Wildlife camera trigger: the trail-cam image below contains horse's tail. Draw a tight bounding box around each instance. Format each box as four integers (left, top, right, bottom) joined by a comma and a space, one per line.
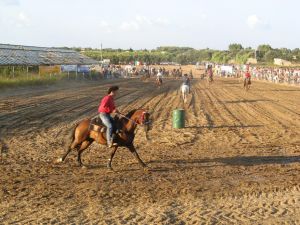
64, 123, 78, 149
56, 123, 80, 163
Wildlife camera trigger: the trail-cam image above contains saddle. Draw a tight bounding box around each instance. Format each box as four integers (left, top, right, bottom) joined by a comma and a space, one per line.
89, 115, 122, 134
89, 117, 106, 133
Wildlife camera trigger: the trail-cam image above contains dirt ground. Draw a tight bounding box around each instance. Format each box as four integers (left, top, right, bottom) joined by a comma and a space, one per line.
0, 75, 300, 224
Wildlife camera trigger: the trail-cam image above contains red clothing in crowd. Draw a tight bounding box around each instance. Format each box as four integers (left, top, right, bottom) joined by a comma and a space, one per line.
98, 95, 116, 114
245, 71, 251, 78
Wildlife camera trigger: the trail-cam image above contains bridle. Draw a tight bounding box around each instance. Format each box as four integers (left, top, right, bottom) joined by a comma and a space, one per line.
140, 111, 152, 125
119, 110, 151, 126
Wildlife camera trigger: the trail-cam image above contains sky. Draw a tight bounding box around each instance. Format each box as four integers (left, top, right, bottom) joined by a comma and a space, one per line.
0, 0, 299, 50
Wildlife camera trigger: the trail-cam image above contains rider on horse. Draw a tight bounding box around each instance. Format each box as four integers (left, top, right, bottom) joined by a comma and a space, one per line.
244, 66, 251, 88
98, 86, 120, 147
183, 74, 191, 93
189, 70, 193, 79
156, 69, 163, 84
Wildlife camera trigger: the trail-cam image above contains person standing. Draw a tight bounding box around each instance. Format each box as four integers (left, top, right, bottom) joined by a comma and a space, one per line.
244, 69, 251, 89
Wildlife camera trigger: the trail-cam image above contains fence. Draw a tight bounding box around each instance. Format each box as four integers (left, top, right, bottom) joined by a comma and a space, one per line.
0, 65, 125, 81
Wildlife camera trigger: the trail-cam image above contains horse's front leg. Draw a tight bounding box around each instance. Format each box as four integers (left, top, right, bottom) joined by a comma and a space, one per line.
107, 146, 118, 170
128, 145, 147, 168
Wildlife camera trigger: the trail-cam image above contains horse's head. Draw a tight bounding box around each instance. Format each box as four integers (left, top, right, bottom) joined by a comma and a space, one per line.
135, 109, 152, 132
125, 109, 152, 133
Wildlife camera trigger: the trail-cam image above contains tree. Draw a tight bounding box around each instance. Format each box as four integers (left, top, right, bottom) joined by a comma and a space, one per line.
228, 43, 243, 52
263, 50, 279, 62
292, 48, 300, 54
211, 51, 230, 64
255, 44, 272, 60
110, 55, 119, 64
73, 47, 81, 52
257, 44, 272, 52
235, 50, 253, 64
277, 48, 292, 61
292, 48, 300, 62
175, 54, 189, 64
198, 50, 212, 62
83, 44, 299, 65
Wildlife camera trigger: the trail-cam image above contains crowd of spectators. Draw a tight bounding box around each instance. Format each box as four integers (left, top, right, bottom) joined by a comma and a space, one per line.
215, 65, 300, 86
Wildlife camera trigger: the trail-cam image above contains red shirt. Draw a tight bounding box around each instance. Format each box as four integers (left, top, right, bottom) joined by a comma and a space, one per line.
245, 71, 251, 78
98, 95, 116, 114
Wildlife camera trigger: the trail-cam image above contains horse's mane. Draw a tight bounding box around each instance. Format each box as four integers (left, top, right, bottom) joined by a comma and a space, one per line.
125, 109, 138, 118
118, 109, 138, 126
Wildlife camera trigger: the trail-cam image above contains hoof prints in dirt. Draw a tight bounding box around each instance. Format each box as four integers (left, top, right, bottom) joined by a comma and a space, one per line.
0, 78, 300, 223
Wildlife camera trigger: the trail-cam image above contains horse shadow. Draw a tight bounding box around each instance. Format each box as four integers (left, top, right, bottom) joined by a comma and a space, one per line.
148, 155, 300, 172
222, 99, 272, 104
73, 155, 299, 173
269, 89, 300, 92
185, 124, 263, 129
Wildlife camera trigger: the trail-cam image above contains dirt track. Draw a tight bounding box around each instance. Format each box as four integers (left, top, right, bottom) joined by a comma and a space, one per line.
0, 78, 300, 224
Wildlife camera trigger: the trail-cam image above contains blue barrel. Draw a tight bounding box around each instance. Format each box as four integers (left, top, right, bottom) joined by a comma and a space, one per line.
173, 109, 185, 129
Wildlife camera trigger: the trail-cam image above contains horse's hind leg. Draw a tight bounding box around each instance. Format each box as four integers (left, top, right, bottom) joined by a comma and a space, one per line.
77, 140, 93, 167
128, 145, 146, 168
107, 146, 118, 170
61, 147, 72, 162
57, 139, 79, 163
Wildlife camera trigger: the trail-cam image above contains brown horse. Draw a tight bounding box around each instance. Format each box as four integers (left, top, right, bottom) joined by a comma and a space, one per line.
57, 109, 151, 170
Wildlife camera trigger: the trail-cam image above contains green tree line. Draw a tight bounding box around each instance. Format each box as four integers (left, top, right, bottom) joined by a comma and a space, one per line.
77, 44, 300, 65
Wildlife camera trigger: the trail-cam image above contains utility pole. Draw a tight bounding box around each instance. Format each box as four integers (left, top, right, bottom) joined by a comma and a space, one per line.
100, 43, 103, 62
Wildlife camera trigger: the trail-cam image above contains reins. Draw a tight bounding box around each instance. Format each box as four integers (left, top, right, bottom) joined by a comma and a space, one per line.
90, 110, 151, 126
118, 113, 139, 125
118, 110, 151, 126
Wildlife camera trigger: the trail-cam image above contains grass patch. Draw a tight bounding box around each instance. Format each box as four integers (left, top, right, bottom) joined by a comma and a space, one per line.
0, 76, 62, 89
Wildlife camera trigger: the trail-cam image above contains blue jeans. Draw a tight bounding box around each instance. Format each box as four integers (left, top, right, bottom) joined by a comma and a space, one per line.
99, 113, 114, 145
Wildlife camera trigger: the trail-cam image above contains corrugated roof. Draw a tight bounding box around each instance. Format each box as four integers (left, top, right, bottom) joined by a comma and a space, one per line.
0, 44, 98, 66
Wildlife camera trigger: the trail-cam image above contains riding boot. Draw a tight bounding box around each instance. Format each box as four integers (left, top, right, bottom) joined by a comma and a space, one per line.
111, 133, 116, 142
110, 134, 118, 147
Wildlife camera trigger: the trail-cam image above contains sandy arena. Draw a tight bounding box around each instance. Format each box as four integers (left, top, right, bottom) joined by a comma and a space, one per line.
0, 75, 299, 224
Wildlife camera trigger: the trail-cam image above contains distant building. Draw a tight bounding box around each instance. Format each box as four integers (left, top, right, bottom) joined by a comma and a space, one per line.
0, 44, 98, 76
0, 44, 98, 66
274, 58, 292, 66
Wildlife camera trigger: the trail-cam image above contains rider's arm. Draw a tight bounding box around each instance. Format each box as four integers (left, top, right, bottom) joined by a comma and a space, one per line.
113, 108, 120, 114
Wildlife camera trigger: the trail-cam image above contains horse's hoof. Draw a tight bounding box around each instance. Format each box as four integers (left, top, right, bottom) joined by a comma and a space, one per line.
107, 165, 114, 171
55, 158, 63, 164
